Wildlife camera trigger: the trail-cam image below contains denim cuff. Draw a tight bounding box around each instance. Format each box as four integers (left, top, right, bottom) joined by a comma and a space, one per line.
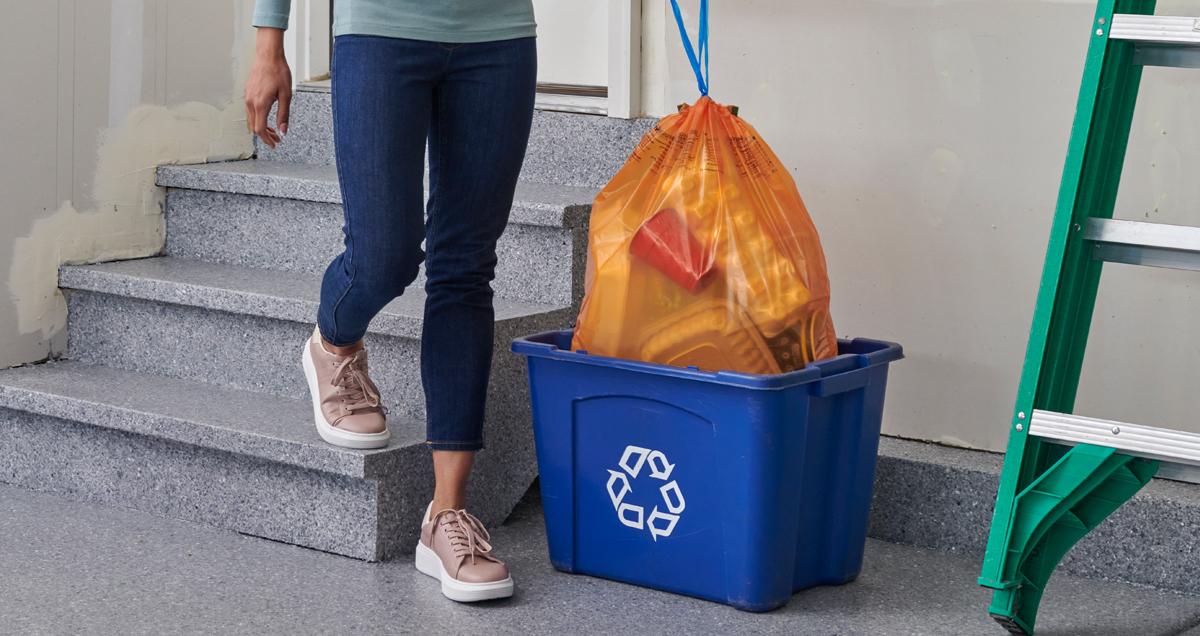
426, 439, 484, 452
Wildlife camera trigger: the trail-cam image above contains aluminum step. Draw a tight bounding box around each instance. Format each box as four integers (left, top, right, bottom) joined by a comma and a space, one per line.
1028, 409, 1200, 468
1110, 14, 1200, 68
1083, 217, 1200, 272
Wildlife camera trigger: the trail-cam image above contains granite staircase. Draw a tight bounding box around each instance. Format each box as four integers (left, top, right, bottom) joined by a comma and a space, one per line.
0, 83, 653, 560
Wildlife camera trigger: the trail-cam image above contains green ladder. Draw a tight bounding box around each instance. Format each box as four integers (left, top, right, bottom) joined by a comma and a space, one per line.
979, 2, 1200, 634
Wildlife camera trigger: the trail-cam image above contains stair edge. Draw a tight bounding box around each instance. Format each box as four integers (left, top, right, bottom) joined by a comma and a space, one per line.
58, 257, 569, 342
0, 361, 424, 479
156, 162, 593, 229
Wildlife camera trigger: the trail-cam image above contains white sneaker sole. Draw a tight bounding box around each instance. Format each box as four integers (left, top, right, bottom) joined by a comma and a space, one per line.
415, 541, 514, 602
301, 337, 391, 450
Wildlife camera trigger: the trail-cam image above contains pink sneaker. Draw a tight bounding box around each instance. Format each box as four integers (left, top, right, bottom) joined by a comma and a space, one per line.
415, 504, 514, 602
300, 327, 390, 449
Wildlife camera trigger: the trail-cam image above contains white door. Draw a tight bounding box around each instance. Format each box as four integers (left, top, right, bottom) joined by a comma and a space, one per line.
534, 1, 607, 87
300, 0, 640, 117
533, 0, 641, 118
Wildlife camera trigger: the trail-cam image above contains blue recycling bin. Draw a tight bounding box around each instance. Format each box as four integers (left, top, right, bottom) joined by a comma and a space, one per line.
511, 330, 903, 612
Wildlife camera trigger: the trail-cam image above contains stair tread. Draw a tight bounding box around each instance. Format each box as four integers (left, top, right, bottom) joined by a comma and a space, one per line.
156, 160, 595, 228
60, 257, 567, 340
0, 360, 421, 478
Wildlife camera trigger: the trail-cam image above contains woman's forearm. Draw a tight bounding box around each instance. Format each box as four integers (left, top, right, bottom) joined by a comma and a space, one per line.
255, 26, 286, 61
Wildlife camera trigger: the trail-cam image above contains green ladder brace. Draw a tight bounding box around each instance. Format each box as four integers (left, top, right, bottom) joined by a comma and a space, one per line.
985, 446, 1157, 634
978, 1, 1168, 633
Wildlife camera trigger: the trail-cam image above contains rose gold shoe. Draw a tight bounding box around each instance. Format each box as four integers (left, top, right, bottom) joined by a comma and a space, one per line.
415, 503, 514, 602
300, 327, 390, 449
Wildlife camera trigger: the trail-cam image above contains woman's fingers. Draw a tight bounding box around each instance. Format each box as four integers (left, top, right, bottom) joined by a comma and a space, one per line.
253, 96, 280, 148
277, 88, 292, 136
243, 51, 290, 148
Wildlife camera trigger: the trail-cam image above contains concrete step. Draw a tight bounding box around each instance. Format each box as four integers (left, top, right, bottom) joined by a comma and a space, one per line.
157, 160, 590, 308
60, 257, 571, 424
0, 359, 423, 474
871, 437, 1200, 596
0, 359, 431, 560
254, 85, 656, 188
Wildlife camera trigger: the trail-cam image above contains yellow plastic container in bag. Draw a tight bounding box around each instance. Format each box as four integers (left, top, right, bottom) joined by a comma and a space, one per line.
571, 96, 837, 374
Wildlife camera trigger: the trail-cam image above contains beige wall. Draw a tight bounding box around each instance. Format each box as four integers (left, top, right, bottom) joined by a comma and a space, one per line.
642, 1, 1200, 452
0, 0, 256, 368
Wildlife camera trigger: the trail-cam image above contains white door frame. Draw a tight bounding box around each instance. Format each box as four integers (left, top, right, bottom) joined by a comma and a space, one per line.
606, 0, 642, 118
286, 0, 332, 83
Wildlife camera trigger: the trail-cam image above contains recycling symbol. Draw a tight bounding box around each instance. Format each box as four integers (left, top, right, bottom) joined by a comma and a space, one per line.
606, 445, 686, 541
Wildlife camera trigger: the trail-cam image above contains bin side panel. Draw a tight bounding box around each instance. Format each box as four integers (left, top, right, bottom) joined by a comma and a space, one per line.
572, 394, 728, 602
793, 365, 890, 590
526, 357, 581, 573
718, 389, 811, 612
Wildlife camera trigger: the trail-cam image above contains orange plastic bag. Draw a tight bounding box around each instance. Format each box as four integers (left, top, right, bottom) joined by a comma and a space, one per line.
571, 96, 837, 374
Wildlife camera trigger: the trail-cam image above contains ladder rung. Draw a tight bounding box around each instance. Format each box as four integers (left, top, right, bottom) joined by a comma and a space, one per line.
1110, 14, 1200, 46
1111, 14, 1200, 68
1084, 218, 1200, 271
1028, 409, 1200, 467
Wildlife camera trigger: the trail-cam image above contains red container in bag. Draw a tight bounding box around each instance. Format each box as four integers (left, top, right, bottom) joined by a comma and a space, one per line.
630, 208, 715, 293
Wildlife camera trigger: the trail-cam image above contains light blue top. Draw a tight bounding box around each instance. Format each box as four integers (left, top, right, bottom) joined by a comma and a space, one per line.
252, 0, 536, 44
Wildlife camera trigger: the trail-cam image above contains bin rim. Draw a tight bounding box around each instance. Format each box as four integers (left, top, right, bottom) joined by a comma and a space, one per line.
511, 330, 902, 390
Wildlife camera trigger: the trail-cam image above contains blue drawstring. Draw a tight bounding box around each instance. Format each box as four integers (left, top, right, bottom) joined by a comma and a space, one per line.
669, 0, 709, 96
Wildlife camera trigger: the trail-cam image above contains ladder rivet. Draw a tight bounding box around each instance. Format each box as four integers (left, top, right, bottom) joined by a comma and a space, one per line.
1096, 28, 1104, 36
1073, 223, 1081, 231
1016, 423, 1024, 431
1112, 426, 1121, 435
1018, 411, 1026, 420
1098, 17, 1106, 25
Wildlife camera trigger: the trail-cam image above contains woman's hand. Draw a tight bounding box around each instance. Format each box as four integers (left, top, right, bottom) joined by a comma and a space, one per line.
245, 27, 292, 149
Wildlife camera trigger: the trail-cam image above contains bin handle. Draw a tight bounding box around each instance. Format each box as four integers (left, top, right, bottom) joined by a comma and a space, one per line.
810, 364, 872, 397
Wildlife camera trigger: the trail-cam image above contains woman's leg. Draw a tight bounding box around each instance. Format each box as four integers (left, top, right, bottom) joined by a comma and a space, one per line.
305, 36, 441, 450
430, 450, 474, 512
319, 35, 436, 347
422, 37, 538, 508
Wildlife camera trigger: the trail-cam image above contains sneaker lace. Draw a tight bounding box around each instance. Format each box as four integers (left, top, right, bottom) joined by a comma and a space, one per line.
436, 509, 495, 565
331, 351, 383, 413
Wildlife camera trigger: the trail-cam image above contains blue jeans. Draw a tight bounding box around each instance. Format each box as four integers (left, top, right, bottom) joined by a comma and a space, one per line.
319, 35, 537, 451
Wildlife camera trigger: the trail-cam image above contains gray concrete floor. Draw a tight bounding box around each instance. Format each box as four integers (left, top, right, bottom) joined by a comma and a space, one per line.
2, 484, 1198, 636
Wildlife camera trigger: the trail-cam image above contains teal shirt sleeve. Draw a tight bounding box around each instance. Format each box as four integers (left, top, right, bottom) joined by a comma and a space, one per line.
252, 0, 291, 30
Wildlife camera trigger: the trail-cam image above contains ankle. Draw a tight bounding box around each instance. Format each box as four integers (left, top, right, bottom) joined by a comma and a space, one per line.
321, 336, 363, 357
429, 497, 466, 518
